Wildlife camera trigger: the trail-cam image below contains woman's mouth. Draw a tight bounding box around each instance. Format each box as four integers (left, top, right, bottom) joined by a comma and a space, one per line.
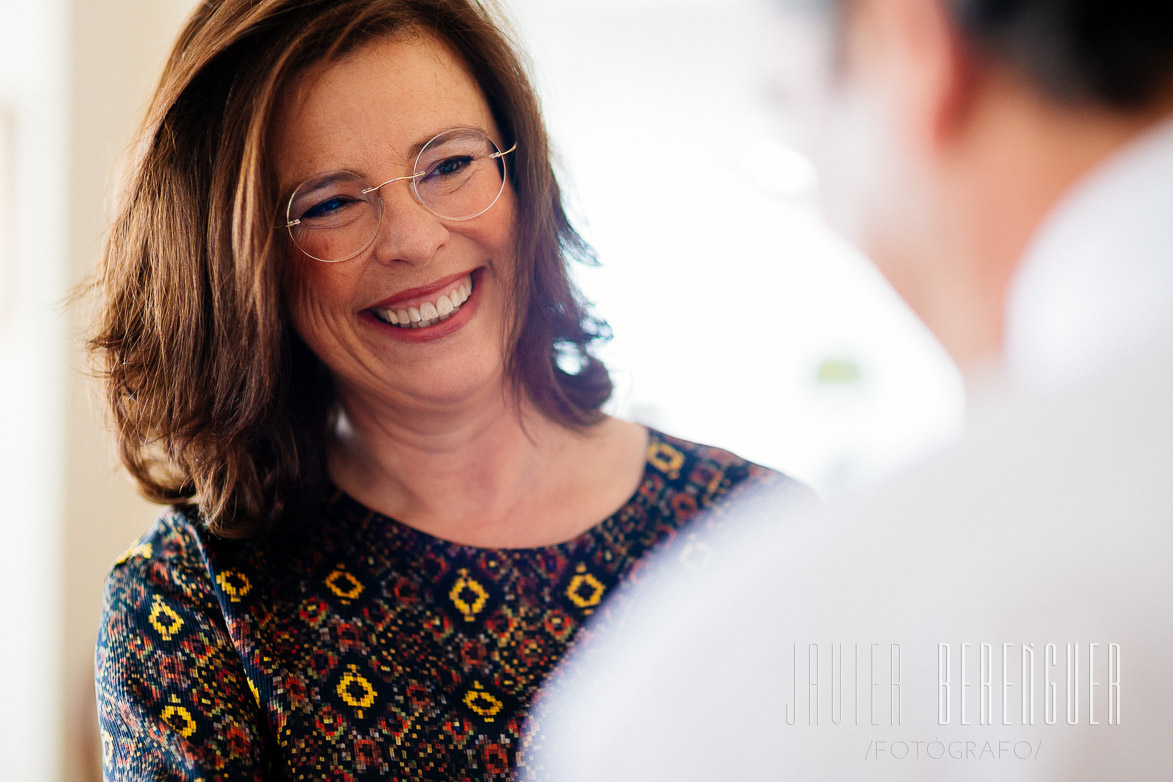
370, 274, 473, 329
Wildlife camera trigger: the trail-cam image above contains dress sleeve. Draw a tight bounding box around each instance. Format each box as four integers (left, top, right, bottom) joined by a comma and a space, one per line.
95, 522, 274, 781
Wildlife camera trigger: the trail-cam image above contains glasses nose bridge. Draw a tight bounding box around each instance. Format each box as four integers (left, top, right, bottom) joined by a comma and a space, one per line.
363, 170, 425, 199
365, 171, 432, 241
364, 170, 430, 227
362, 170, 447, 265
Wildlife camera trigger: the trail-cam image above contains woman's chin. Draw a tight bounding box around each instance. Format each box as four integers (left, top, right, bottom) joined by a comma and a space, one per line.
362, 360, 509, 414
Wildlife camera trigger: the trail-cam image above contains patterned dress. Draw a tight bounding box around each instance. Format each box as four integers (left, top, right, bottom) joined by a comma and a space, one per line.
95, 430, 794, 780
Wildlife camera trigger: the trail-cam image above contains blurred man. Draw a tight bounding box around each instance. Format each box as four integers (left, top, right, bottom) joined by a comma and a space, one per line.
782, 0, 1173, 386
527, 1, 1173, 779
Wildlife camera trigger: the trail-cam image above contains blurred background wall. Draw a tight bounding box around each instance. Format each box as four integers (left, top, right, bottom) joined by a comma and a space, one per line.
0, 0, 961, 778
1, 1, 195, 780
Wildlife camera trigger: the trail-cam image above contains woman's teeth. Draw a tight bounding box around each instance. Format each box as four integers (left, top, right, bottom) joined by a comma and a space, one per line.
374, 276, 473, 329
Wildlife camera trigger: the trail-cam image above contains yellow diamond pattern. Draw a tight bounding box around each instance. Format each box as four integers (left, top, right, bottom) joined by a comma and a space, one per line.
463, 682, 504, 722
648, 441, 685, 479
161, 697, 197, 738
449, 569, 489, 622
565, 563, 605, 614
325, 568, 364, 603
216, 569, 253, 603
337, 664, 377, 719
148, 596, 183, 641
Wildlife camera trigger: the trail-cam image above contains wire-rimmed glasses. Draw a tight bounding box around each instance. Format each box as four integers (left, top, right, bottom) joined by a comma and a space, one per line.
283, 127, 517, 262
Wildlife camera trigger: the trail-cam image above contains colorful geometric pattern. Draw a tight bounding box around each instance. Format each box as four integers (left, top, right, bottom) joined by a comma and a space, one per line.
95, 431, 793, 779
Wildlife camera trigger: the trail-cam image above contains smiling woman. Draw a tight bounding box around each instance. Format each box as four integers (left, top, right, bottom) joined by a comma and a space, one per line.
276, 33, 529, 426
88, 0, 802, 778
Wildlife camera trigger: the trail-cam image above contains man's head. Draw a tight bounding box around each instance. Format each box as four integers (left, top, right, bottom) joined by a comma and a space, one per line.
769, 0, 1173, 365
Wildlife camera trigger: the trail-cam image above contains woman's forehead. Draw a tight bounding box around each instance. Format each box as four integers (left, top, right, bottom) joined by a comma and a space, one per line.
272, 30, 498, 188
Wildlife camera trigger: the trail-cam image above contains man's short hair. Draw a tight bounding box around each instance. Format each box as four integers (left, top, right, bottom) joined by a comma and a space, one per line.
946, 0, 1173, 108
807, 0, 1173, 109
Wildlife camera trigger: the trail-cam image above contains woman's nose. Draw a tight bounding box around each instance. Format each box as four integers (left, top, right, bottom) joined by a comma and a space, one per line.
368, 181, 447, 267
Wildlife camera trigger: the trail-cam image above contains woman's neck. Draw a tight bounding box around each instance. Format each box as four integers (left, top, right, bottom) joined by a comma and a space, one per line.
325, 382, 634, 548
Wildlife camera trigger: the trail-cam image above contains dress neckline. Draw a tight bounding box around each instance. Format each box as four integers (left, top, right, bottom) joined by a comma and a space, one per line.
323, 428, 670, 556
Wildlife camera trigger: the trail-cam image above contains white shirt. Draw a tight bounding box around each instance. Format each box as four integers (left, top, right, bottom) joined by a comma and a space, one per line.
526, 114, 1173, 781
1006, 114, 1173, 391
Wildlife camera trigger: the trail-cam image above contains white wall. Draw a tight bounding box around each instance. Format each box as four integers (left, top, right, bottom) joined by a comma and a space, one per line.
0, 1, 196, 779
0, 2, 70, 778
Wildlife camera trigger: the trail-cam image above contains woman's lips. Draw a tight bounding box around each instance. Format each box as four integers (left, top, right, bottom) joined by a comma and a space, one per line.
368, 272, 474, 329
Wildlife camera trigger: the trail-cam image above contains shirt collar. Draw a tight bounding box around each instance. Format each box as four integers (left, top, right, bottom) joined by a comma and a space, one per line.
1005, 112, 1173, 392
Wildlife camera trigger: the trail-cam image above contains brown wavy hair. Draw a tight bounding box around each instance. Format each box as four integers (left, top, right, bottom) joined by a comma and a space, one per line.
88, 0, 612, 538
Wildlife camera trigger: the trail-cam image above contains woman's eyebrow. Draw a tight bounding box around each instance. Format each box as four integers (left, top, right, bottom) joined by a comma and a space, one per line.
406, 125, 491, 160
281, 169, 358, 201
282, 124, 493, 193
301, 171, 360, 189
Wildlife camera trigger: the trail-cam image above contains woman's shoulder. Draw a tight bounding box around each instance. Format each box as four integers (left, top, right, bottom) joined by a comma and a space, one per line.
96, 506, 276, 775
644, 428, 807, 501
100, 505, 218, 614
107, 504, 206, 569
634, 428, 819, 545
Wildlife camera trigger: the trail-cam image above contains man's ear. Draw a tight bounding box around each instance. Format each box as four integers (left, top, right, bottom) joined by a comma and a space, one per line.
850, 0, 981, 151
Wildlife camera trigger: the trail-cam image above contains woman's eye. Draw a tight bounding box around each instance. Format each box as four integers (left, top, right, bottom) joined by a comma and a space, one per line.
302, 196, 354, 220
429, 155, 473, 178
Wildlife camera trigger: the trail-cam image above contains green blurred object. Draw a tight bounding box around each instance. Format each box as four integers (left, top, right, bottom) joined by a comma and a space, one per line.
815, 358, 862, 385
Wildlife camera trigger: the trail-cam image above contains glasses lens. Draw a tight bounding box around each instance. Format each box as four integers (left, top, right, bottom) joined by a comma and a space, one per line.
287, 171, 380, 262
414, 129, 507, 221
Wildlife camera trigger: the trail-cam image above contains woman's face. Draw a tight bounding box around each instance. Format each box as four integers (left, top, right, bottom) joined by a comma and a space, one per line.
273, 31, 519, 415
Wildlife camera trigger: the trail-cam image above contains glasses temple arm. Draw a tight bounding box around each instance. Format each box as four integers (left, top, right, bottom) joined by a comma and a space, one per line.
489, 141, 518, 160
